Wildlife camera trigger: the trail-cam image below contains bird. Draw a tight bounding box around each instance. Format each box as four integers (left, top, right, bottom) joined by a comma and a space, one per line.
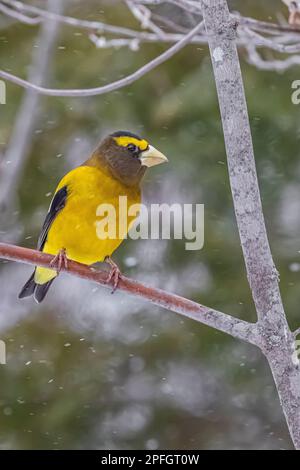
19, 130, 168, 303
282, 0, 300, 25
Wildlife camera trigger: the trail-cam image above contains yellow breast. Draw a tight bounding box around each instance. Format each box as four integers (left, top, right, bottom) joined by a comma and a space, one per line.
35, 165, 140, 284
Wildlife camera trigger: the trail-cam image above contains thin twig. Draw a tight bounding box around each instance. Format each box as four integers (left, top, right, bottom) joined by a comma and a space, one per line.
2, 0, 300, 71
88, 30, 208, 49
4, 0, 300, 37
0, 2, 40, 24
293, 327, 300, 339
0, 21, 203, 97
151, 12, 190, 33
126, 0, 166, 38
245, 43, 300, 71
1, 0, 165, 38
242, 27, 300, 53
237, 14, 300, 34
0, 0, 205, 42
131, 0, 202, 13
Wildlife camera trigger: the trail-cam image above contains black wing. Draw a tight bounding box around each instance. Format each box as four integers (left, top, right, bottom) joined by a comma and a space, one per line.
37, 185, 68, 251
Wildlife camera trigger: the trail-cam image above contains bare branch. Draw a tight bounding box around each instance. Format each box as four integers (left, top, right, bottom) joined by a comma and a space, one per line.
245, 43, 300, 71
0, 242, 259, 346
1, 0, 163, 38
238, 24, 300, 71
293, 327, 300, 339
242, 27, 300, 53
151, 12, 190, 33
0, 1, 40, 24
4, 0, 299, 37
238, 14, 300, 34
88, 30, 209, 50
0, 0, 204, 42
202, 0, 300, 450
131, 0, 202, 14
126, 0, 166, 38
0, 21, 203, 97
2, 0, 300, 71
0, 0, 63, 237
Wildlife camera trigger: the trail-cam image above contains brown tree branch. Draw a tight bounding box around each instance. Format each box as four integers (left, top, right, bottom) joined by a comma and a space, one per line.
0, 242, 259, 346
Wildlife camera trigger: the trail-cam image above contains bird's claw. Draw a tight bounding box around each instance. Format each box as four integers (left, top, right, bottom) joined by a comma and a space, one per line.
50, 248, 68, 273
105, 257, 122, 293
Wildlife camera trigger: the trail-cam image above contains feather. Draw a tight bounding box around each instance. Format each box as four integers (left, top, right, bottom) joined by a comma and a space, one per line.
18, 272, 36, 299
38, 185, 68, 250
34, 280, 55, 303
18, 186, 68, 302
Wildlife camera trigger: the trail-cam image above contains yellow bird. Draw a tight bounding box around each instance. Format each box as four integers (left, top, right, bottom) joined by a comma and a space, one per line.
19, 131, 168, 303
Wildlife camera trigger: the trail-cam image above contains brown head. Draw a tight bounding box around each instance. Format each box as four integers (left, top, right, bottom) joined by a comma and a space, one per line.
85, 131, 168, 187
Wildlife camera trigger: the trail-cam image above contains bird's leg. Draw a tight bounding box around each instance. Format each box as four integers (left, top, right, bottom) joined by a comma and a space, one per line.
104, 256, 122, 293
50, 248, 68, 273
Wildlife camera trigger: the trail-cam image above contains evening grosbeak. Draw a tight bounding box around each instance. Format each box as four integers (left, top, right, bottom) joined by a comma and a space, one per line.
282, 0, 300, 26
19, 131, 168, 303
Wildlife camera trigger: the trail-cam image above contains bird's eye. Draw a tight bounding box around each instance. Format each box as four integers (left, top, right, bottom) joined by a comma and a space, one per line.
127, 143, 138, 154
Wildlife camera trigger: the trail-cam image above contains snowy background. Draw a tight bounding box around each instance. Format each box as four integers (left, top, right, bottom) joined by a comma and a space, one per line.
0, 0, 299, 449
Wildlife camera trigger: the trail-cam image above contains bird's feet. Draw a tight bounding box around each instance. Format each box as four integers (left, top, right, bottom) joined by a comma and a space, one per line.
105, 256, 122, 293
50, 248, 68, 273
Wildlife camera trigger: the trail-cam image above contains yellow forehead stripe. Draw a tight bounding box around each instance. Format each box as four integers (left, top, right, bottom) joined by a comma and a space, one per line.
113, 136, 148, 151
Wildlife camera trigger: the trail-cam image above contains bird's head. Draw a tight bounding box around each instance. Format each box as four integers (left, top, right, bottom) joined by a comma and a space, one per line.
89, 131, 168, 186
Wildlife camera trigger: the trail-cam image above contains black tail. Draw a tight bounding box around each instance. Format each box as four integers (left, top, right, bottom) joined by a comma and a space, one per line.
18, 272, 36, 299
18, 271, 54, 303
34, 280, 54, 303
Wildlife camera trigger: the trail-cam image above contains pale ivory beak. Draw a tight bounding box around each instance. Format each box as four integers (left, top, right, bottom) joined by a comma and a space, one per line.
140, 145, 168, 168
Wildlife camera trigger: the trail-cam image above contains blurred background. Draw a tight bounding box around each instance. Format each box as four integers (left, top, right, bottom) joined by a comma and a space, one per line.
0, 0, 299, 450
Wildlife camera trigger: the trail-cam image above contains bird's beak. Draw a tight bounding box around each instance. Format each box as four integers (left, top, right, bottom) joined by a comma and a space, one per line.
140, 145, 168, 168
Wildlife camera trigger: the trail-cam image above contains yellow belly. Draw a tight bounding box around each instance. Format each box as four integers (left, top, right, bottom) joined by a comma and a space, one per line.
35, 165, 140, 284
